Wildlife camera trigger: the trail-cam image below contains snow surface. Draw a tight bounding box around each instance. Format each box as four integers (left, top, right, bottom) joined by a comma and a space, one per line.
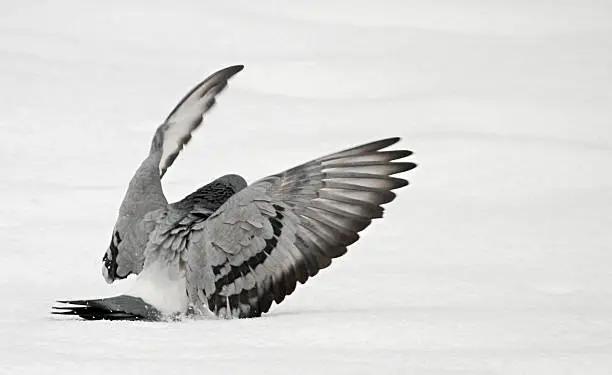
1, 0, 612, 374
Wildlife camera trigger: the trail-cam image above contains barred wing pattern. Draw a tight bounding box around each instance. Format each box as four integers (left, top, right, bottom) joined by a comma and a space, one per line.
185, 138, 415, 318
144, 177, 247, 270
155, 65, 243, 178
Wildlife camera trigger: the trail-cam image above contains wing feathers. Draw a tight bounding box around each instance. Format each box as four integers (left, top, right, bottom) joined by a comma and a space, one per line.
155, 65, 243, 178
295, 231, 333, 270
316, 137, 401, 161
319, 187, 395, 206
311, 198, 383, 219
321, 150, 412, 165
324, 173, 409, 189
165, 65, 244, 123
323, 162, 416, 176
302, 206, 371, 232
186, 138, 415, 318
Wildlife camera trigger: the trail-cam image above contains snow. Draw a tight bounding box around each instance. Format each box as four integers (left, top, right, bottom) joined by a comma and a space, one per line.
1, 0, 611, 373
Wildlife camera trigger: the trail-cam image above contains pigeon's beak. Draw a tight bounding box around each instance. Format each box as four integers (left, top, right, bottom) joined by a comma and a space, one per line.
102, 262, 115, 284
102, 250, 116, 284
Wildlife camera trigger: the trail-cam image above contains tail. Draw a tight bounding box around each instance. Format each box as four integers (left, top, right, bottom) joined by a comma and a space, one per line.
52, 295, 163, 321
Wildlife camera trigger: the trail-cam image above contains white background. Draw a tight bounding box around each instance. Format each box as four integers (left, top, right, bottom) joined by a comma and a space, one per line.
1, 1, 611, 374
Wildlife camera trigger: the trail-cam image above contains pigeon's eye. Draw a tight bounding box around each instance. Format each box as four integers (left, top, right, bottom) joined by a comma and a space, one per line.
113, 231, 122, 245
103, 253, 113, 268
103, 231, 121, 272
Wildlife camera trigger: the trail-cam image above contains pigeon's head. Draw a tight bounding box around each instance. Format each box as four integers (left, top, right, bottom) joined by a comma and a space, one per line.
102, 229, 127, 284
102, 181, 160, 284
102, 219, 144, 285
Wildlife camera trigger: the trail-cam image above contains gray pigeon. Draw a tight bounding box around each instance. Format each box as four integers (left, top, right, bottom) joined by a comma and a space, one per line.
53, 65, 417, 320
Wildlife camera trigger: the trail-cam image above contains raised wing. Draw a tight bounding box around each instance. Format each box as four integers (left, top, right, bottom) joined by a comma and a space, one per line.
152, 65, 243, 178
101, 66, 243, 284
185, 138, 416, 318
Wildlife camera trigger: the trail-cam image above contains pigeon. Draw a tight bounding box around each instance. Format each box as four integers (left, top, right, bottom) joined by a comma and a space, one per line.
53, 65, 417, 321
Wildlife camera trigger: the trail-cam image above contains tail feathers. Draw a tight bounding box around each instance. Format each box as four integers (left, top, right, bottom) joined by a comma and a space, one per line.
52, 295, 163, 321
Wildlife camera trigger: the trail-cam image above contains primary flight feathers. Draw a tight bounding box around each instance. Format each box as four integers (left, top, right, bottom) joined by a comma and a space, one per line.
157, 65, 244, 178
53, 65, 416, 320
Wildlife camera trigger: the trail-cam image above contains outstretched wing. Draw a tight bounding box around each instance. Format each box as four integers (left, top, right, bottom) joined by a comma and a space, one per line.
185, 138, 416, 318
152, 65, 244, 178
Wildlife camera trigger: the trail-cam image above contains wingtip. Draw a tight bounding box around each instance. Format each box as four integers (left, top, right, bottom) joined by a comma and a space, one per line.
374, 137, 403, 151
220, 64, 244, 77
389, 176, 410, 189
381, 137, 401, 147
397, 162, 417, 173
393, 149, 413, 159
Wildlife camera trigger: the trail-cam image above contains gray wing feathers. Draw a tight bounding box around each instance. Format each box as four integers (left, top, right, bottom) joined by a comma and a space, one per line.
185, 196, 301, 318
144, 208, 211, 266
154, 65, 243, 178
142, 176, 247, 267
185, 137, 416, 318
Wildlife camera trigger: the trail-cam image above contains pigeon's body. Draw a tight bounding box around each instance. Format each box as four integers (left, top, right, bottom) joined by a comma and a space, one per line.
53, 65, 417, 320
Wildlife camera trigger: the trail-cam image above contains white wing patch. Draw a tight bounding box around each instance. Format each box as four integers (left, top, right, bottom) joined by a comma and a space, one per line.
157, 65, 244, 177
